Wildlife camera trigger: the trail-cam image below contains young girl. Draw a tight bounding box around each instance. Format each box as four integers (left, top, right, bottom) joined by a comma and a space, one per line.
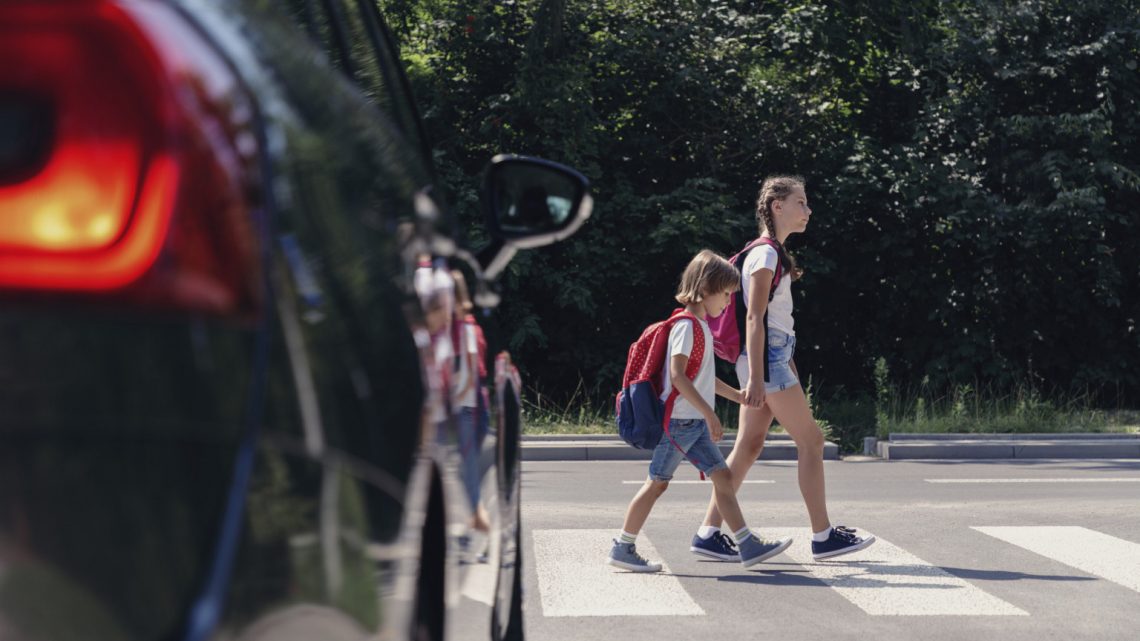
608, 250, 792, 572
689, 176, 876, 562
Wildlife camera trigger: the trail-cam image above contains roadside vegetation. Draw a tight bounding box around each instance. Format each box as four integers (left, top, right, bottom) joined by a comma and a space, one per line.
522, 367, 1140, 454
388, 0, 1140, 439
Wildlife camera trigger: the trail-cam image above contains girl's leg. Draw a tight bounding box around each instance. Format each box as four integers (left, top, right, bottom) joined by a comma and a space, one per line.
620, 479, 670, 535
766, 385, 831, 533
701, 403, 774, 528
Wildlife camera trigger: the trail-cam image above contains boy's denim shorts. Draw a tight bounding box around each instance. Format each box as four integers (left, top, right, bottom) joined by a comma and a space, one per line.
735, 328, 799, 394
648, 419, 728, 482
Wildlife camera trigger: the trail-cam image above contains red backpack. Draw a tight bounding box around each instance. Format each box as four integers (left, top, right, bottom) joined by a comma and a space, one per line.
615, 309, 705, 451
707, 237, 785, 374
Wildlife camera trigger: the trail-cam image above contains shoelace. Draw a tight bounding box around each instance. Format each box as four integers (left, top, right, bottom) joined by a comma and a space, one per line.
833, 527, 861, 543
628, 544, 652, 564
713, 532, 738, 553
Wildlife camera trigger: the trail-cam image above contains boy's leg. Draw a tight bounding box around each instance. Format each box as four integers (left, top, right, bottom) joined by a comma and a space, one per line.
609, 431, 685, 572
695, 441, 791, 568
620, 478, 670, 535
701, 403, 774, 529
707, 468, 746, 533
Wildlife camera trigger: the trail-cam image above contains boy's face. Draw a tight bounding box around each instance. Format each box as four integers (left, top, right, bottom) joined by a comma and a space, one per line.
705, 289, 733, 318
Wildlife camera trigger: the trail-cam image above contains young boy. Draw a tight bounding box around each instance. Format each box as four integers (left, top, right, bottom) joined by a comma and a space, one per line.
608, 250, 793, 572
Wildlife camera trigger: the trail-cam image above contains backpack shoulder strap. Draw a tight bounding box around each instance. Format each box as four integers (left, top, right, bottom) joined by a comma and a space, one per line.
667, 310, 704, 380
755, 236, 786, 300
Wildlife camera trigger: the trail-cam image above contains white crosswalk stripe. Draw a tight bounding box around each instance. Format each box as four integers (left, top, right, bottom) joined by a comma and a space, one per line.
532, 526, 1140, 618
972, 526, 1140, 594
761, 528, 1027, 616
532, 529, 704, 617
927, 478, 1140, 484
621, 480, 774, 484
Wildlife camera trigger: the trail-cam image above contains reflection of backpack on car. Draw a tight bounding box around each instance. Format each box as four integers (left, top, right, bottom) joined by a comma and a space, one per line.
615, 309, 705, 451
707, 237, 786, 370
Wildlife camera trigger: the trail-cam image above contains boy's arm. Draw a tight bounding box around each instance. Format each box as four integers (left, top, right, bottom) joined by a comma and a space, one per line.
715, 378, 743, 404
669, 354, 724, 442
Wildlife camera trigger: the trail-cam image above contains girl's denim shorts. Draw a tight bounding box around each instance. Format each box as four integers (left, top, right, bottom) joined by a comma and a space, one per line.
734, 327, 799, 394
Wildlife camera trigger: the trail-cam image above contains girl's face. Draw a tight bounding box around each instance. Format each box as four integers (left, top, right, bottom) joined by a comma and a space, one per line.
704, 289, 733, 319
774, 186, 812, 234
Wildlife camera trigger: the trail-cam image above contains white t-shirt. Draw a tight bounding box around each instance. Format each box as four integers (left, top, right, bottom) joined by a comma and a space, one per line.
741, 244, 794, 336
659, 318, 715, 419
452, 322, 480, 408
429, 331, 454, 424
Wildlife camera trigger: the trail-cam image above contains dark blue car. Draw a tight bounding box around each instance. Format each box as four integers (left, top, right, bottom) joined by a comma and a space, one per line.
0, 1, 590, 640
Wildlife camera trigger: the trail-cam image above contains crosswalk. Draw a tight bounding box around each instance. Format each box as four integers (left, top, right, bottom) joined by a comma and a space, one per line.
532, 526, 1140, 618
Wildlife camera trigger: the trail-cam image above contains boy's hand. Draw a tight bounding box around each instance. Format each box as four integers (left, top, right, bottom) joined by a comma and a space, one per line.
707, 414, 724, 442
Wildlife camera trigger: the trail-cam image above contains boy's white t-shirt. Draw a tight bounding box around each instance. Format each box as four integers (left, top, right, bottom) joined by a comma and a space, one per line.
741, 243, 795, 336
659, 317, 716, 420
429, 332, 454, 423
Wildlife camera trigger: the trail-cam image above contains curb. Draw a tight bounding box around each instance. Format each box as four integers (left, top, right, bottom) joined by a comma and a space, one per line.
873, 433, 1140, 460
521, 434, 840, 462
520, 432, 1140, 461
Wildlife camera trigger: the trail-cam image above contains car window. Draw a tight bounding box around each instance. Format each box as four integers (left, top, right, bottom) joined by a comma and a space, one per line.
283, 0, 429, 168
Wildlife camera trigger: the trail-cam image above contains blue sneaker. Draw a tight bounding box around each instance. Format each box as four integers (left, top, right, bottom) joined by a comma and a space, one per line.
811, 526, 875, 560
690, 531, 739, 561
737, 533, 793, 568
608, 540, 662, 572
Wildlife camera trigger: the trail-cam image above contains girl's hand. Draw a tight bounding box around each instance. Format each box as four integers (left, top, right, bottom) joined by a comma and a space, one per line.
707, 414, 724, 442
742, 380, 766, 408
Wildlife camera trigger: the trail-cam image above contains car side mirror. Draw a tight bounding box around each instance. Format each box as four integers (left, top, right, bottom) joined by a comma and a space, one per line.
477, 155, 592, 280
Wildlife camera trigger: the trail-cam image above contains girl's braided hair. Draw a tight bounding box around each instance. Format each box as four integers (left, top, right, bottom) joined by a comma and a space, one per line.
756, 175, 805, 281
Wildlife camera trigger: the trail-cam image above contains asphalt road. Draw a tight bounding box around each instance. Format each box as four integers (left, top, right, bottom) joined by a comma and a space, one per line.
519, 458, 1140, 641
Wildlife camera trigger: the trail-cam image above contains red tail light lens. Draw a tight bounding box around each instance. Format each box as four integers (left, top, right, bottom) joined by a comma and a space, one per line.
0, 1, 262, 316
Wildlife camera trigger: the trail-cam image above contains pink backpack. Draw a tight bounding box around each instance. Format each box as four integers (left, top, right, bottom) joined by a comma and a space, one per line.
707, 237, 785, 364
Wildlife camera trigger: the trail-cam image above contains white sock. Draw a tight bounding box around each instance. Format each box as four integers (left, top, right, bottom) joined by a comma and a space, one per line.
697, 525, 720, 540
812, 527, 833, 543
733, 526, 752, 544
619, 530, 637, 544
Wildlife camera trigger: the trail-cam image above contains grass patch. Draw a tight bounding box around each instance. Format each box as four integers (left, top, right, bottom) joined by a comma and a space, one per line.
519, 370, 1140, 456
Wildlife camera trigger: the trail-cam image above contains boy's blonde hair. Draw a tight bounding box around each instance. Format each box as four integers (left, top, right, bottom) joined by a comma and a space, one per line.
675, 250, 740, 305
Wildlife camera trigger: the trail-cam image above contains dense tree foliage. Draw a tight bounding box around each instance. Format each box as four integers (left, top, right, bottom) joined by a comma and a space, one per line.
383, 0, 1140, 406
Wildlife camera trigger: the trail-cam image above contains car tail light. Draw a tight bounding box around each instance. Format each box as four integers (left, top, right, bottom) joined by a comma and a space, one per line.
0, 0, 263, 316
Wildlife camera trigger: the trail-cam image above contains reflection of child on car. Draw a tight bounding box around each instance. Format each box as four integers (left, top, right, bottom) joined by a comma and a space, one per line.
451, 271, 491, 538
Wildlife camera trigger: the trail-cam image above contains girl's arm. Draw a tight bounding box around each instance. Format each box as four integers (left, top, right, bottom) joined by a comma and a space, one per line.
743, 269, 774, 407
669, 353, 724, 441
454, 325, 478, 400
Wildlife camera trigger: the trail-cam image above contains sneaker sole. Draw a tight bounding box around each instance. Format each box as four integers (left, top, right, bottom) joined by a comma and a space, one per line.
741, 538, 793, 568
607, 557, 662, 573
689, 546, 738, 561
812, 534, 877, 560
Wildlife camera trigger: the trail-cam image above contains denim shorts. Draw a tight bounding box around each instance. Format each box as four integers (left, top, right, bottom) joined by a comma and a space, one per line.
647, 419, 728, 481
735, 328, 799, 394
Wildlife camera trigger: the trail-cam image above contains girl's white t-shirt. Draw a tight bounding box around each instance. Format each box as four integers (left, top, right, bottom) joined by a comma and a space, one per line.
659, 317, 715, 419
741, 243, 794, 336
